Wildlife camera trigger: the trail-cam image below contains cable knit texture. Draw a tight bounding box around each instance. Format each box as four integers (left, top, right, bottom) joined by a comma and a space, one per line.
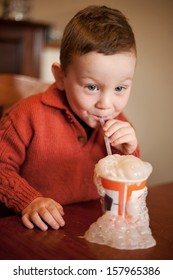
0, 83, 140, 213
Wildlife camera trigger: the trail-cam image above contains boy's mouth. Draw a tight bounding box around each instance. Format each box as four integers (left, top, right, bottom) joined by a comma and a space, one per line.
92, 115, 110, 121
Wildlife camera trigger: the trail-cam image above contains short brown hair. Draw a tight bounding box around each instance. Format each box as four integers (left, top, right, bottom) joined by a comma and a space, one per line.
60, 5, 136, 73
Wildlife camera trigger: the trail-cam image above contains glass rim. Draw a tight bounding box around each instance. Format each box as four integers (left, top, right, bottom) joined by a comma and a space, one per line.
100, 176, 147, 183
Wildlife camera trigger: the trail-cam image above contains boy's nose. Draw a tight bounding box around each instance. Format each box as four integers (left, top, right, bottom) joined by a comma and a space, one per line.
95, 94, 112, 109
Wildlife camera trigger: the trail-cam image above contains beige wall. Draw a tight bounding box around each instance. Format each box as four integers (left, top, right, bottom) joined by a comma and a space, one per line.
1, 0, 173, 185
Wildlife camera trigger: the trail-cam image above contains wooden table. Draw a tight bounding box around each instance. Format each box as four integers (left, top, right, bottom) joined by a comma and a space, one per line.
0, 182, 173, 260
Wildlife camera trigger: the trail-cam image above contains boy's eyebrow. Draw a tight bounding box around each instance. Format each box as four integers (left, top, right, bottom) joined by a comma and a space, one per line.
79, 75, 97, 81
78, 73, 134, 84
80, 77, 133, 84
119, 77, 133, 82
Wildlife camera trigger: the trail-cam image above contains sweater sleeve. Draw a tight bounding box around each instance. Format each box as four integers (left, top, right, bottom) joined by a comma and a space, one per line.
0, 112, 42, 213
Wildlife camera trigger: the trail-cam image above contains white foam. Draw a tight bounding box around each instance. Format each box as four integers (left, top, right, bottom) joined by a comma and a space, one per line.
94, 154, 152, 181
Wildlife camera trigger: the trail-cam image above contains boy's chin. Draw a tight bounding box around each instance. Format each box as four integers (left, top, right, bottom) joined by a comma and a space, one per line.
86, 118, 100, 129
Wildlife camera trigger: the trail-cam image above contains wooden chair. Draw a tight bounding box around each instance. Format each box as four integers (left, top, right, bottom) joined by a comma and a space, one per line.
0, 74, 50, 117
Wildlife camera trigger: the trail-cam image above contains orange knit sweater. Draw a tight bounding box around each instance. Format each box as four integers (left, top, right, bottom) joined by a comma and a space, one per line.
0, 83, 140, 213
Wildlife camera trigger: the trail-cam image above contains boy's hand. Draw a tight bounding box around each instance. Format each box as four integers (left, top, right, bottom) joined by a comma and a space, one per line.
21, 197, 65, 231
103, 119, 138, 155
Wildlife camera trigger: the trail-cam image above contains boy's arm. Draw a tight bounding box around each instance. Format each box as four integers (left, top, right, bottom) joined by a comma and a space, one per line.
0, 113, 42, 213
0, 112, 65, 231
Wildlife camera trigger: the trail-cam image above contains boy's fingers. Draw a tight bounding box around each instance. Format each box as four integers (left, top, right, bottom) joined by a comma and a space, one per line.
39, 207, 63, 230
55, 203, 64, 216
48, 206, 65, 227
103, 119, 121, 130
21, 214, 34, 229
105, 121, 129, 137
30, 210, 48, 231
109, 127, 132, 143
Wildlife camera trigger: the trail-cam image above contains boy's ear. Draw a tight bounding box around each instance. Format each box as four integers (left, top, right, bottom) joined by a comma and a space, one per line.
51, 63, 65, 90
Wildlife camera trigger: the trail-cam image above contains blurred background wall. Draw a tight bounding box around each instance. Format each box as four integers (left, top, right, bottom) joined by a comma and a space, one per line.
0, 0, 173, 185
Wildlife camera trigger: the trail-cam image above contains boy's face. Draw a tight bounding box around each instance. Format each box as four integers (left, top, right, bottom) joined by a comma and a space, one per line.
60, 51, 136, 128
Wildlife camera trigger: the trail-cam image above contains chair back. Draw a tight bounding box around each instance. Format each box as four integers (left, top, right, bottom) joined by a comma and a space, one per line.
0, 74, 50, 117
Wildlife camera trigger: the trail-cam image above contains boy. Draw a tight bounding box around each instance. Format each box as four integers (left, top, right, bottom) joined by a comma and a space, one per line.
0, 6, 139, 231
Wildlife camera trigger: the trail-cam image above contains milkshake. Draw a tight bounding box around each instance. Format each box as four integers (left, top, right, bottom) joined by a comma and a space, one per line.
84, 154, 156, 249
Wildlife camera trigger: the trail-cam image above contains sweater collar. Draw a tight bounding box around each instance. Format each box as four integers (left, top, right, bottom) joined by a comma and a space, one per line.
41, 82, 69, 111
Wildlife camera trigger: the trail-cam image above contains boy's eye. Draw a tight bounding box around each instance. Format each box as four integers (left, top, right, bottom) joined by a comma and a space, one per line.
115, 86, 124, 92
86, 85, 98, 91
115, 86, 125, 94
